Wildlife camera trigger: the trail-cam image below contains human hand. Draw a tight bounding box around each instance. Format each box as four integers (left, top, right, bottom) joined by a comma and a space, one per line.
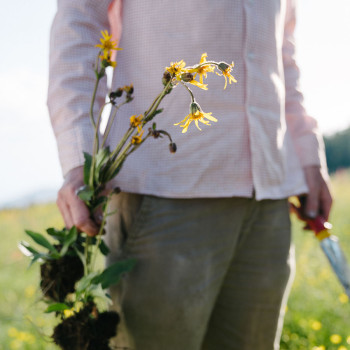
301, 165, 333, 221
56, 166, 99, 236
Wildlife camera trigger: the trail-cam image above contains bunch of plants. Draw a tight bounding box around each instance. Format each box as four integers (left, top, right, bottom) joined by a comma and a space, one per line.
19, 30, 236, 349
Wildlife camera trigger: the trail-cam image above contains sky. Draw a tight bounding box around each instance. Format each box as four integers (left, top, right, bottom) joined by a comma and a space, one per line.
0, 0, 349, 207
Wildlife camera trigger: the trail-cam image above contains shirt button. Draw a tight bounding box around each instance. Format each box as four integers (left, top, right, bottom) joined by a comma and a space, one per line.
247, 52, 255, 60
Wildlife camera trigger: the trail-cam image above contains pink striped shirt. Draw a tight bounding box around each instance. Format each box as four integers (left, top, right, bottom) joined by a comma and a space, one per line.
48, 0, 328, 200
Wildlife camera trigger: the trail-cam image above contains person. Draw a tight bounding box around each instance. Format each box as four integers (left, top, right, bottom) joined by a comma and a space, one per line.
48, 0, 333, 349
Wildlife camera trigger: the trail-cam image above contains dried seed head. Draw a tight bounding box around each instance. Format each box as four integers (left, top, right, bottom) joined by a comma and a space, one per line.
180, 72, 194, 82
218, 62, 230, 72
162, 71, 172, 85
190, 101, 201, 115
169, 143, 177, 153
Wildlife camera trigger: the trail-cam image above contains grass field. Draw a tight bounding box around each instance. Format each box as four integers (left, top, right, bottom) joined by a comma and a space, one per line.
1, 171, 350, 350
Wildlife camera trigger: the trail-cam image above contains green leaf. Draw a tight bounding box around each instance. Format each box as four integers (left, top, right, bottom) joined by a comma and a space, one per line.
45, 303, 70, 313
29, 253, 53, 267
46, 227, 67, 242
25, 230, 58, 255
91, 195, 108, 212
98, 240, 110, 256
18, 241, 40, 257
77, 185, 94, 202
73, 246, 86, 272
92, 259, 136, 289
59, 226, 78, 257
86, 283, 112, 305
83, 152, 93, 185
95, 147, 110, 170
76, 272, 100, 293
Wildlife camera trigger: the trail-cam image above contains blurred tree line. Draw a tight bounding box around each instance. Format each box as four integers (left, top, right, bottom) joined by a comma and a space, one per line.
324, 126, 350, 173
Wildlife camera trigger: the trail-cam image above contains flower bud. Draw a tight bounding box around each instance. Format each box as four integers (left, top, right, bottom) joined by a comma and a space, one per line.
162, 71, 172, 85
169, 143, 177, 153
190, 101, 201, 115
109, 88, 123, 100
218, 62, 230, 72
180, 72, 194, 82
124, 84, 134, 95
113, 187, 121, 195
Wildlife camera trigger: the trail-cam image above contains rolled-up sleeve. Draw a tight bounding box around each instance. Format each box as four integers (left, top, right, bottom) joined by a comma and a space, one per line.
283, 0, 328, 173
47, 0, 114, 177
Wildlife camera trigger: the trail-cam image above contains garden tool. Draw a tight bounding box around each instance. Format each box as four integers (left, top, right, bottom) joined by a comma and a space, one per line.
290, 198, 350, 299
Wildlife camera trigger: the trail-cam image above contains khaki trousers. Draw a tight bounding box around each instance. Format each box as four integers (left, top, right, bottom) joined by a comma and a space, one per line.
105, 193, 295, 350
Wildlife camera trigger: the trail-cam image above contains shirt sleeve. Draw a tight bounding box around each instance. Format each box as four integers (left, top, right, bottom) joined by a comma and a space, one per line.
47, 0, 117, 177
283, 0, 328, 177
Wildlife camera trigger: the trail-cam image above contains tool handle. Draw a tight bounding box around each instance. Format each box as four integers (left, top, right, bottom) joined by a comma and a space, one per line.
289, 197, 332, 236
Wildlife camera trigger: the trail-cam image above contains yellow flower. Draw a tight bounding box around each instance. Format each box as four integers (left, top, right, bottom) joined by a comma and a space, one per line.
338, 346, 347, 350
64, 308, 75, 318
17, 331, 35, 344
10, 340, 21, 350
130, 114, 143, 129
25, 285, 36, 298
188, 79, 208, 90
331, 334, 343, 344
95, 30, 121, 53
347, 335, 350, 344
339, 293, 349, 303
216, 61, 237, 89
188, 53, 215, 84
174, 101, 217, 133
8, 327, 19, 338
166, 60, 186, 80
312, 346, 325, 350
311, 320, 322, 331
131, 130, 144, 144
96, 30, 121, 68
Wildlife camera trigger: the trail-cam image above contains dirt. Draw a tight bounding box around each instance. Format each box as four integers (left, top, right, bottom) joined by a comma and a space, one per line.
52, 302, 120, 350
40, 254, 84, 302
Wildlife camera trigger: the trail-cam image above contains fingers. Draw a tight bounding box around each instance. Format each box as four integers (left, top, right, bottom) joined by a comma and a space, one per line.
303, 166, 321, 218
302, 165, 333, 221
319, 179, 333, 221
56, 166, 99, 236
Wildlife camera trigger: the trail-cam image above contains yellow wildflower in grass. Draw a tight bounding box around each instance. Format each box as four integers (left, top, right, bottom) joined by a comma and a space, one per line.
339, 293, 349, 303
331, 334, 343, 344
216, 61, 237, 89
166, 60, 186, 80
8, 327, 19, 338
338, 346, 348, 350
347, 335, 350, 344
25, 285, 36, 298
17, 331, 35, 344
312, 346, 325, 350
311, 320, 322, 331
174, 102, 217, 133
188, 53, 215, 84
10, 339, 21, 350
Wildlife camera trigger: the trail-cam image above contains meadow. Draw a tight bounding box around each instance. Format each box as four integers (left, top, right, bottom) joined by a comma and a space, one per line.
0, 170, 349, 350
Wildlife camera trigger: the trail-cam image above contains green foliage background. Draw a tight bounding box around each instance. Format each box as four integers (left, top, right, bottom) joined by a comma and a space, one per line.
0, 171, 350, 350
325, 126, 350, 173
